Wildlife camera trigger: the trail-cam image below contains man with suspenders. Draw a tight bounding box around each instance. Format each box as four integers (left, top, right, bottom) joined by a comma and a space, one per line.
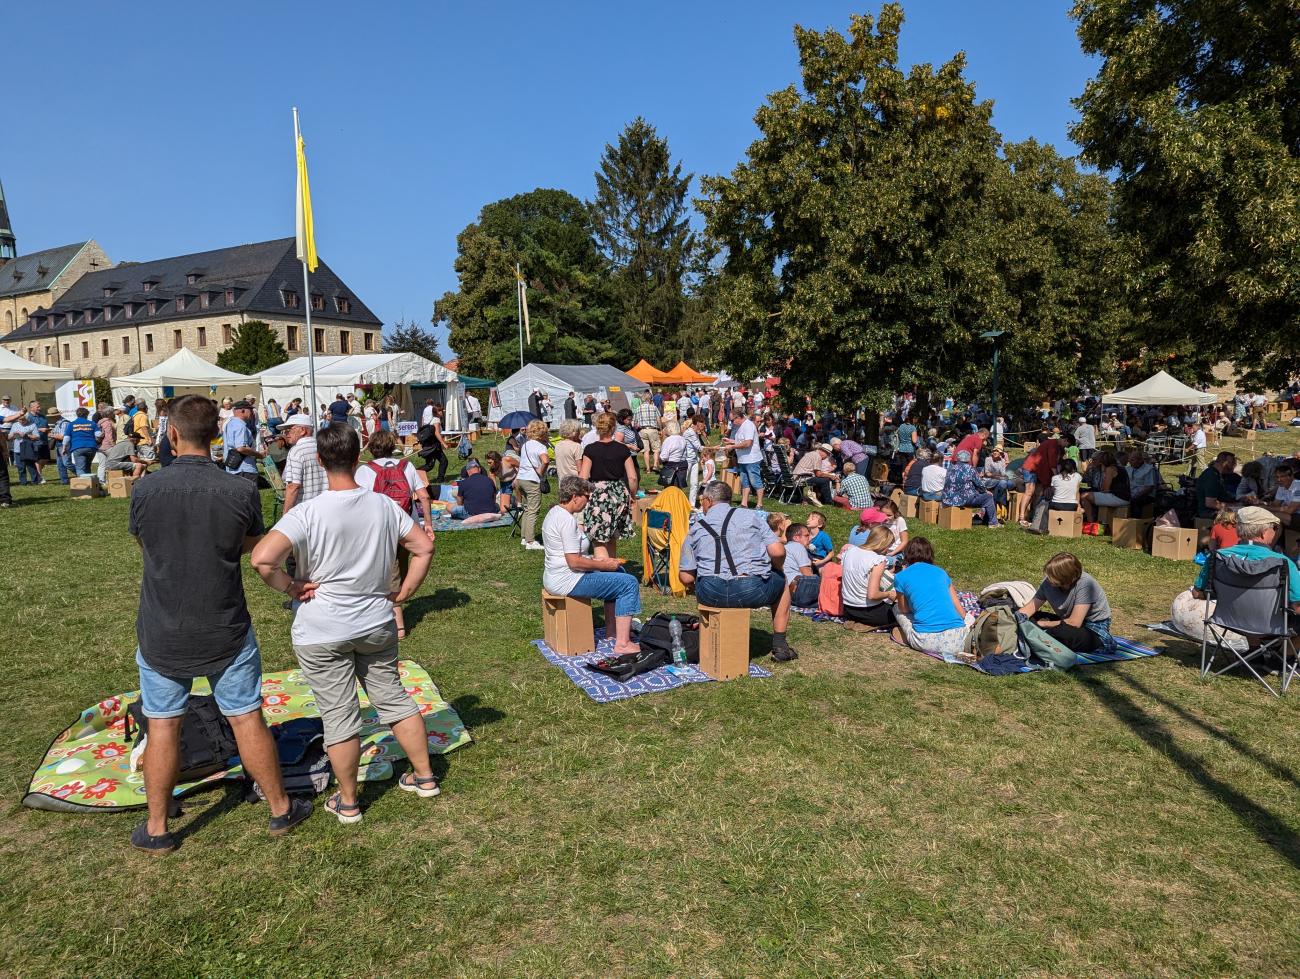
677, 481, 800, 662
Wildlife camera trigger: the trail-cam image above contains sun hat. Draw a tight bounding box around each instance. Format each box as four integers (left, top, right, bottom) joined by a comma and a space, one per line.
283, 413, 314, 428
231, 399, 253, 410
1235, 505, 1279, 526
818, 443, 834, 453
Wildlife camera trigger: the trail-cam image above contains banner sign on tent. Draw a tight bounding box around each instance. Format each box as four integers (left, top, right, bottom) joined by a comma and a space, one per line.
55, 380, 96, 417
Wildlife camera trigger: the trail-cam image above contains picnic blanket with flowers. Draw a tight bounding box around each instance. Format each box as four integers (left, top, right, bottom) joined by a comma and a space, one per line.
22, 660, 469, 813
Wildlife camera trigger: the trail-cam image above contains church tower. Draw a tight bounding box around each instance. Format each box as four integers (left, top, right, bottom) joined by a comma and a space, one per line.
0, 178, 15, 265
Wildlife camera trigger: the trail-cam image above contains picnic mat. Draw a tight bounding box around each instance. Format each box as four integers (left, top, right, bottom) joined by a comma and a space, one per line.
23, 660, 469, 813
533, 630, 772, 703
430, 512, 514, 532
908, 634, 1161, 673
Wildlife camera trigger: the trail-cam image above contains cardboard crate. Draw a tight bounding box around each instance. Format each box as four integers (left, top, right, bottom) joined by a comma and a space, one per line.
697, 605, 750, 680
1282, 410, 1296, 423
106, 475, 137, 499
900, 494, 919, 519
1151, 526, 1197, 561
870, 459, 890, 482
1047, 509, 1082, 538
918, 500, 940, 525
1112, 517, 1152, 551
68, 476, 103, 500
1097, 505, 1130, 533
937, 506, 974, 531
1006, 490, 1027, 525
541, 589, 595, 655
889, 487, 904, 510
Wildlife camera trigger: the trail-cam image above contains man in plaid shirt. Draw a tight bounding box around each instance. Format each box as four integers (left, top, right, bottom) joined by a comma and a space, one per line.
634, 398, 662, 472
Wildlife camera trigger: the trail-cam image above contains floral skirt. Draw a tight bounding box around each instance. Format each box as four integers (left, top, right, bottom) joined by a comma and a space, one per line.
583, 480, 635, 542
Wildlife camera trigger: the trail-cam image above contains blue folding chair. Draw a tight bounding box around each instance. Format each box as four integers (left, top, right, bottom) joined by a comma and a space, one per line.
645, 509, 673, 594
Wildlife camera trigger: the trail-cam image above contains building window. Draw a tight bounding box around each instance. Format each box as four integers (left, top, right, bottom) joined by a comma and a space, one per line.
19, 307, 27, 323
311, 294, 324, 311
143, 280, 155, 292
81, 341, 89, 358
173, 330, 182, 349
363, 331, 373, 351
62, 343, 70, 360
286, 324, 299, 351
3, 311, 10, 330
101, 338, 109, 356
314, 328, 325, 352
281, 289, 300, 309
225, 289, 235, 305
27, 348, 34, 360
103, 286, 115, 298
124, 303, 133, 318
147, 300, 157, 315
222, 323, 233, 345
197, 326, 207, 347
186, 273, 199, 285
45, 346, 53, 364
176, 296, 186, 312
200, 293, 210, 309
145, 334, 154, 353
334, 297, 351, 314
340, 330, 351, 354
123, 336, 130, 355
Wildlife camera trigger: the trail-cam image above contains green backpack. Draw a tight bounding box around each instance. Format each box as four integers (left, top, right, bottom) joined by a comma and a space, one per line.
963, 606, 1022, 661
1017, 618, 1078, 670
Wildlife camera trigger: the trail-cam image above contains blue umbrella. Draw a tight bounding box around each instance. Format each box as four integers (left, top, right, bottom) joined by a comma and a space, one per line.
498, 410, 539, 430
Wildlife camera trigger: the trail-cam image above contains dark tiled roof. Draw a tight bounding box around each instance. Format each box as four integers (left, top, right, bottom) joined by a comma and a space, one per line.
6, 238, 381, 341
0, 242, 90, 299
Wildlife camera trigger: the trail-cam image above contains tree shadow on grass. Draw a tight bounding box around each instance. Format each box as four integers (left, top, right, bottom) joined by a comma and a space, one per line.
1076, 672, 1300, 872
451, 694, 506, 728
404, 588, 472, 630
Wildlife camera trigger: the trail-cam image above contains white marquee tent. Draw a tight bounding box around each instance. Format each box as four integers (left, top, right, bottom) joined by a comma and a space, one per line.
257, 353, 465, 427
1101, 370, 1217, 407
492, 363, 651, 426
109, 348, 260, 406
0, 346, 75, 406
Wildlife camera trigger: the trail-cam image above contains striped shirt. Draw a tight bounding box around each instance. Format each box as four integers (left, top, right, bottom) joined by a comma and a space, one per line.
283, 435, 328, 504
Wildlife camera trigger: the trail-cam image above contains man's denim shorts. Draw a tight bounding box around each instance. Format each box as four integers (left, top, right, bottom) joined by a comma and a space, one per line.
737, 461, 763, 489
135, 628, 264, 719
695, 573, 785, 609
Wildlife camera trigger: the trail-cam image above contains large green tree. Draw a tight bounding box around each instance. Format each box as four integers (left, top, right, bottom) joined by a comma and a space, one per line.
591, 118, 695, 365
436, 189, 619, 379
384, 318, 442, 363
216, 319, 288, 374
1071, 0, 1300, 387
697, 5, 1128, 412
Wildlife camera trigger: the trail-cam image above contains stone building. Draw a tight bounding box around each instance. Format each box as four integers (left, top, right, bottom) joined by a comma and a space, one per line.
2, 238, 383, 377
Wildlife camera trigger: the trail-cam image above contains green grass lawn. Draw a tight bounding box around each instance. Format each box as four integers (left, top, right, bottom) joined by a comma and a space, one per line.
2, 431, 1299, 977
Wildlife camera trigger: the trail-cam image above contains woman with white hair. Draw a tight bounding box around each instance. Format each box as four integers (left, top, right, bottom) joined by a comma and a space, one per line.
554, 418, 584, 482
941, 450, 1000, 527
658, 419, 689, 489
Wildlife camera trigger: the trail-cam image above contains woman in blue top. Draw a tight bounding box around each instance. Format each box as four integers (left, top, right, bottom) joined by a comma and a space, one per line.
65, 407, 101, 476
891, 536, 970, 660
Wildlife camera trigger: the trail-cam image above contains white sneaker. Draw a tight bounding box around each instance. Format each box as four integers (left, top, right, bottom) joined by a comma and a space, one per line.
523, 540, 544, 551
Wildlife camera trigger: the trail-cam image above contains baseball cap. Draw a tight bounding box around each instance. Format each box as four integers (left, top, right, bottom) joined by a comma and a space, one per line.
463, 457, 483, 471
859, 507, 890, 525
1235, 505, 1278, 526
232, 399, 254, 410
283, 413, 314, 428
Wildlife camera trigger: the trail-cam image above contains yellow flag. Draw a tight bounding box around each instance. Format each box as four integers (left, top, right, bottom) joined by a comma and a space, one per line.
519, 276, 531, 345
295, 132, 318, 272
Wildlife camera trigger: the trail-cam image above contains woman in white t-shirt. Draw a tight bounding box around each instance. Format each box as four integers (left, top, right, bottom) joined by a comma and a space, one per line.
840, 526, 897, 627
354, 430, 435, 640
1050, 458, 1083, 509
542, 476, 642, 654
658, 421, 689, 489
514, 419, 552, 550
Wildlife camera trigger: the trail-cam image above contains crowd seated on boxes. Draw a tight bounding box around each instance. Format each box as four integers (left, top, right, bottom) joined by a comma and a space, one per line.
541, 476, 642, 654
676, 481, 800, 662
940, 450, 1001, 528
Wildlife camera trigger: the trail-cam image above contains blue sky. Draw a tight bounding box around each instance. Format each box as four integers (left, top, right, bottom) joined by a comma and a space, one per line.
4, 1, 1094, 359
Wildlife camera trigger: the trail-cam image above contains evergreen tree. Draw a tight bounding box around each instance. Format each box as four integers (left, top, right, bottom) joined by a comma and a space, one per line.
216, 320, 288, 374
384, 319, 442, 363
591, 118, 695, 364
1072, 0, 1300, 386
435, 189, 618, 379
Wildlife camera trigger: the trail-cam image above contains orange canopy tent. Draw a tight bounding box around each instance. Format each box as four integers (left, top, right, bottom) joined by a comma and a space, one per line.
626, 359, 675, 385
661, 360, 717, 384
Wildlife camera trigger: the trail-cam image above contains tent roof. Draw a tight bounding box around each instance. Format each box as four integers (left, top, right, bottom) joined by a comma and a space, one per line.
1101, 370, 1218, 406
455, 374, 495, 389
626, 358, 674, 384
662, 360, 716, 384
515, 363, 650, 393
258, 352, 454, 386
110, 347, 255, 387
0, 345, 75, 382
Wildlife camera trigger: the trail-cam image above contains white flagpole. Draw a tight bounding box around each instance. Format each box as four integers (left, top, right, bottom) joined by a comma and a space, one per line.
515, 261, 524, 370
294, 106, 319, 426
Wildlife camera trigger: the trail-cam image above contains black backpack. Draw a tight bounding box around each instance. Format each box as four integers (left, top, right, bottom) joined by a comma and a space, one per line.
637, 613, 702, 664
126, 694, 239, 782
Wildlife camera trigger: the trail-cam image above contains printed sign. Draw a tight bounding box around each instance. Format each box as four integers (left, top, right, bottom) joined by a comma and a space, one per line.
396, 421, 418, 436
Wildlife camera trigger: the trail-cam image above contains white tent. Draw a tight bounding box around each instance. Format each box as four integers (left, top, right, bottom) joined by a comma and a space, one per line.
257, 353, 465, 428
109, 348, 260, 406
1101, 370, 1218, 407
0, 346, 75, 407
492, 363, 651, 427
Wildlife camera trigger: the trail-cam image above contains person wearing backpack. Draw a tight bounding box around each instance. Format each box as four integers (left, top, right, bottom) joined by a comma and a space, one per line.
251, 423, 439, 825
354, 429, 434, 641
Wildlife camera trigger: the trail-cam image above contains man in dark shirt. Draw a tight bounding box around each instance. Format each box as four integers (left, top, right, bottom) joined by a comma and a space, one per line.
564, 391, 578, 420
454, 458, 501, 520
128, 394, 312, 854
1196, 451, 1236, 518
328, 394, 351, 424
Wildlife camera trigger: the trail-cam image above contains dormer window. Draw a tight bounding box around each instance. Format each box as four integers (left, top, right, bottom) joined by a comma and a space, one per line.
334, 297, 351, 314
281, 289, 300, 309
200, 293, 210, 309
186, 273, 199, 285
224, 288, 235, 306
176, 296, 187, 312
142, 279, 157, 293
311, 294, 324, 311
36, 264, 49, 278
103, 286, 117, 298
147, 300, 157, 315
124, 302, 134, 318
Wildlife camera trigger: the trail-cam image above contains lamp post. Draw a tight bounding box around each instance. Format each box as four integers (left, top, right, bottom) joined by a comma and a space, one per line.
979, 329, 1005, 426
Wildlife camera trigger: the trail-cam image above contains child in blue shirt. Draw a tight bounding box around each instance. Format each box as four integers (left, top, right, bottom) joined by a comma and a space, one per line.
806, 511, 834, 568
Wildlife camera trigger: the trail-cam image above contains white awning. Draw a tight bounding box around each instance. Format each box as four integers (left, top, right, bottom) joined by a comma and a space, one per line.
1101, 370, 1218, 407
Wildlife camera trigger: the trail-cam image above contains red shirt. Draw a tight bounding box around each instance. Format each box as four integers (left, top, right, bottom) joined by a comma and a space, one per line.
955, 433, 985, 462
1211, 524, 1239, 549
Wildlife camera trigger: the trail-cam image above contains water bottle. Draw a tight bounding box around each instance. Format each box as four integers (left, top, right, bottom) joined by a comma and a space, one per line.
669, 616, 687, 669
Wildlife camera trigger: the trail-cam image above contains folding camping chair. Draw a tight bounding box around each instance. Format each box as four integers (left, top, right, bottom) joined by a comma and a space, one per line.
768, 450, 804, 504
505, 492, 524, 538
262, 454, 286, 523
645, 509, 673, 595
1200, 551, 1296, 697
